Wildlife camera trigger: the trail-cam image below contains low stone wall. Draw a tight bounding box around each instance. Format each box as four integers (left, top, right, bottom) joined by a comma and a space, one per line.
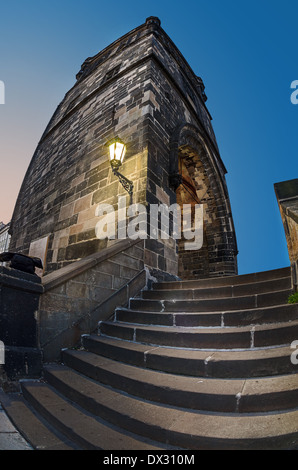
39, 238, 146, 361
0, 267, 43, 379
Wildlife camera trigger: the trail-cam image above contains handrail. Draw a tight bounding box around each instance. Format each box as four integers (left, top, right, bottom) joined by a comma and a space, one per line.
42, 238, 142, 292
42, 268, 147, 361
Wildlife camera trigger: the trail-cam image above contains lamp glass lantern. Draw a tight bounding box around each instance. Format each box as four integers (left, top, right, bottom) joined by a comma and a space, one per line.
108, 137, 126, 170
106, 136, 133, 197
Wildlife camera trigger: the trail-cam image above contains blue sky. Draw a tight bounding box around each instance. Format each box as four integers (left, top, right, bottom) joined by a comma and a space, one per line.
0, 0, 297, 275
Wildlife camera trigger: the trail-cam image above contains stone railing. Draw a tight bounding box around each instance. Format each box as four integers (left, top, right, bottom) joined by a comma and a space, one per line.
39, 238, 146, 361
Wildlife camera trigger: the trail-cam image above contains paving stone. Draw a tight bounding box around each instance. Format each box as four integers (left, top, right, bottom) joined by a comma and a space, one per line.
0, 432, 33, 451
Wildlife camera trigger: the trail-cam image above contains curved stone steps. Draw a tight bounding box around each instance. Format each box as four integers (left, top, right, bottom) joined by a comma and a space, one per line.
29, 364, 298, 451
20, 380, 175, 451
115, 303, 298, 327
130, 288, 292, 312
82, 334, 297, 378
145, 277, 292, 299
0, 390, 78, 450
98, 318, 298, 350
61, 348, 298, 413
5, 265, 297, 450
152, 267, 291, 290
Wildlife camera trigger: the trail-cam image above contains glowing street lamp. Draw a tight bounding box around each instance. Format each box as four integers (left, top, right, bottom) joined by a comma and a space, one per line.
108, 136, 126, 169
106, 137, 133, 196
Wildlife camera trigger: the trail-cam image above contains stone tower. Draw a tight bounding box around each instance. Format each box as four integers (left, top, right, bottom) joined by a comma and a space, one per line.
9, 17, 238, 280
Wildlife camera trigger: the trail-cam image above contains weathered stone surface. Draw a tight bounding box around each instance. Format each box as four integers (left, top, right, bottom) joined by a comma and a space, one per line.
9, 16, 237, 280
275, 179, 298, 290
0, 267, 42, 348
38, 239, 145, 360
275, 179, 298, 262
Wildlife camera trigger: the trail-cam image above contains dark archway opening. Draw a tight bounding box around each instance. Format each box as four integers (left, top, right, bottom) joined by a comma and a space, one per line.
176, 147, 214, 279
169, 123, 238, 280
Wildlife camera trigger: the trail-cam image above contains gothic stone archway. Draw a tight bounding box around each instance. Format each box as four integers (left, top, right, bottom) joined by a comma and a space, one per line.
170, 123, 238, 280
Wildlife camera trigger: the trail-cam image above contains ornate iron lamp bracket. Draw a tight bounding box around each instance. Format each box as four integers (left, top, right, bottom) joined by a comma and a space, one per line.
112, 168, 134, 195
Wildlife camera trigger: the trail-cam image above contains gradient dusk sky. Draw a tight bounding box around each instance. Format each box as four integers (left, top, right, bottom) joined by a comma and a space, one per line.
0, 0, 297, 275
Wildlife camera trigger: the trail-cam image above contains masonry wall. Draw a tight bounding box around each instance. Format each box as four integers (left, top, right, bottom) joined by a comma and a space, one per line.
0, 266, 43, 378
9, 17, 238, 280
140, 23, 238, 279
9, 22, 155, 274
39, 239, 145, 361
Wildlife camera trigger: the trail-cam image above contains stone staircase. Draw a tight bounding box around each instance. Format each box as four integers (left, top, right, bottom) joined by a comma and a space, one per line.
2, 266, 298, 450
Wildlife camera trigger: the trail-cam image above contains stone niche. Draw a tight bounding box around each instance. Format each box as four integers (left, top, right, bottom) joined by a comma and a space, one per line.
9, 16, 238, 280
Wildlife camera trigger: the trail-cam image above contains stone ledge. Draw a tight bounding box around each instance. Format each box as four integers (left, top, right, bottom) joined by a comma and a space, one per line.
0, 266, 42, 284
0, 271, 44, 294
42, 238, 143, 292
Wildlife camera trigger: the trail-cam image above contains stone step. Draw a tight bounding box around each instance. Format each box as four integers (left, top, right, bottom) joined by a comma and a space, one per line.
0, 390, 78, 450
62, 348, 298, 413
130, 289, 292, 312
20, 380, 174, 450
9, 263, 295, 450
82, 334, 297, 378
41, 363, 298, 450
146, 277, 292, 299
115, 303, 298, 327
152, 267, 291, 290
98, 319, 298, 350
